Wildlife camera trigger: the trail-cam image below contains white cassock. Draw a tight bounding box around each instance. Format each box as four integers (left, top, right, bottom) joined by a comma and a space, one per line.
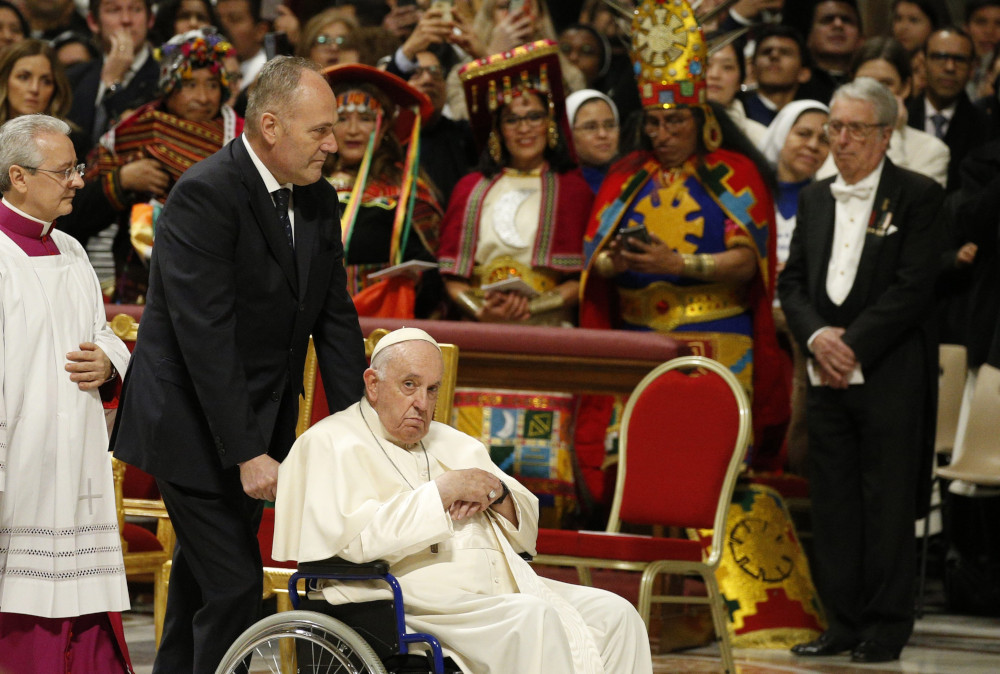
275, 400, 652, 674
0, 228, 131, 618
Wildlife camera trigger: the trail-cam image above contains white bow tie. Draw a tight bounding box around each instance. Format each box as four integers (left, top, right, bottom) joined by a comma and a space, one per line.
830, 182, 874, 203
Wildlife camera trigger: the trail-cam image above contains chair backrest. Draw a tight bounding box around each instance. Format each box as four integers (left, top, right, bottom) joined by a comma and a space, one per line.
296, 331, 459, 437
935, 344, 968, 455
607, 356, 751, 547
949, 362, 1000, 481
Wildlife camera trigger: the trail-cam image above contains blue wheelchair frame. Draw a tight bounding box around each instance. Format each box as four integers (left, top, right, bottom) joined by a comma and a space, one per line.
288, 559, 447, 674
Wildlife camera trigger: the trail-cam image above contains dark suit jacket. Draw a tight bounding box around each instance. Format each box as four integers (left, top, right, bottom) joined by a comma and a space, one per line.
111, 138, 366, 493
906, 93, 995, 192
778, 159, 942, 368
778, 159, 943, 513
67, 53, 160, 145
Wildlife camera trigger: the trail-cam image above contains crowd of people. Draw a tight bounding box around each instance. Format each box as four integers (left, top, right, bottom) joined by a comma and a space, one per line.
2, 0, 999, 672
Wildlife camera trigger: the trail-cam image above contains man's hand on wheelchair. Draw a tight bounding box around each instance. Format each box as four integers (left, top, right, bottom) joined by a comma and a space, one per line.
239, 454, 280, 501
435, 468, 504, 521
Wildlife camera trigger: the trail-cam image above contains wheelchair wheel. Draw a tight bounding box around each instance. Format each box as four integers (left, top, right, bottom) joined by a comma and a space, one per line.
215, 610, 389, 674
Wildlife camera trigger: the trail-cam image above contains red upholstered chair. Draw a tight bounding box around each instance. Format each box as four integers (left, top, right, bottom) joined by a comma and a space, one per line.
532, 356, 751, 674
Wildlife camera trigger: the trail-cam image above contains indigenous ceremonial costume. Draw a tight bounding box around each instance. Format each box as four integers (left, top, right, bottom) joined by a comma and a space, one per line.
437, 41, 593, 523
577, 0, 788, 504
438, 40, 592, 327
0, 199, 132, 672
89, 30, 241, 303
323, 65, 442, 319
274, 398, 652, 674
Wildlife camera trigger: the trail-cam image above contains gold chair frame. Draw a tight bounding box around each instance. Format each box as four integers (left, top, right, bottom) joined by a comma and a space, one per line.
109, 314, 174, 647
532, 356, 751, 674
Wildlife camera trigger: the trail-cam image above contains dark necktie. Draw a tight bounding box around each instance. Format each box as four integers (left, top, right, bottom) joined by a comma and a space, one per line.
931, 113, 948, 140
272, 188, 294, 248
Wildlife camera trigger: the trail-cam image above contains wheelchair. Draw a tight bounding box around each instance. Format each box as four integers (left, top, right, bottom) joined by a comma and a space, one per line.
215, 557, 462, 674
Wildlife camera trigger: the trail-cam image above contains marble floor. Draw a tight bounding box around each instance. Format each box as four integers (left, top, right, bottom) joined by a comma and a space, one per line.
123, 599, 1000, 674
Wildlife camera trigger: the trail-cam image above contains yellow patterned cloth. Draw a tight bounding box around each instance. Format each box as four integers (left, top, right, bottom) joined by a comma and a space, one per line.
452, 388, 577, 525
691, 483, 825, 648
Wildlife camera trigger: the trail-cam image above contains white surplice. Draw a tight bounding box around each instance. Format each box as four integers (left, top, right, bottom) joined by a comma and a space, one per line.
274, 400, 652, 674
0, 228, 130, 618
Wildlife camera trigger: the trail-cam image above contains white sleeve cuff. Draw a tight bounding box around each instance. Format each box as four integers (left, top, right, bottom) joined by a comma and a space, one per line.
806, 327, 829, 353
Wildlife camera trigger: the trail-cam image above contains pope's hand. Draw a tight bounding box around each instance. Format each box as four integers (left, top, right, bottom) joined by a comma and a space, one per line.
435, 468, 503, 520
239, 454, 280, 501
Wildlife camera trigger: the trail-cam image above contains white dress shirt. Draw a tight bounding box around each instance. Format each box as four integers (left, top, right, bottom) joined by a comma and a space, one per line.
242, 134, 295, 243
923, 98, 956, 138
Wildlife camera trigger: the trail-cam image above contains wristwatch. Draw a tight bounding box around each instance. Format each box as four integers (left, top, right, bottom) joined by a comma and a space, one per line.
491, 481, 510, 506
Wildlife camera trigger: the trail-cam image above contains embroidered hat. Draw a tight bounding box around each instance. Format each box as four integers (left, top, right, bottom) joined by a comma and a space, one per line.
371, 328, 440, 361
323, 63, 433, 143
156, 28, 235, 100
458, 39, 568, 153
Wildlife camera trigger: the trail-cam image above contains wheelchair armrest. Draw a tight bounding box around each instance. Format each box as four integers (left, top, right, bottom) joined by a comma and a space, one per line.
519, 552, 533, 562
296, 557, 390, 577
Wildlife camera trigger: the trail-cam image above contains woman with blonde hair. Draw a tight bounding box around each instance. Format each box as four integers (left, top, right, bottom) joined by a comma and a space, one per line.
296, 8, 364, 68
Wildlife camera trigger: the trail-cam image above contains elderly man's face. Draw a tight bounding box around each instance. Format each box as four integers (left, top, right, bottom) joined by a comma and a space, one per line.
366, 341, 443, 445
828, 97, 890, 185
17, 131, 84, 222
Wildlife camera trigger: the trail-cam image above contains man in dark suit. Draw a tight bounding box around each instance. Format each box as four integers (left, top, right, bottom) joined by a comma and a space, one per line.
906, 27, 994, 193
67, 0, 160, 147
779, 77, 943, 663
111, 56, 367, 673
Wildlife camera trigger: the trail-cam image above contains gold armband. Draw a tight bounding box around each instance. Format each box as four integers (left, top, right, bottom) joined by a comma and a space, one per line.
681, 253, 716, 278
455, 289, 484, 318
528, 290, 565, 315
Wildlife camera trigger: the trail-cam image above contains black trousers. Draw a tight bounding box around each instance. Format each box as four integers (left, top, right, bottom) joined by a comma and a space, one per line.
806, 354, 926, 650
153, 479, 265, 674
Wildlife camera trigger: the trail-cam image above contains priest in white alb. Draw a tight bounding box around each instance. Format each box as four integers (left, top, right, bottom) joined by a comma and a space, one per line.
0, 115, 132, 673
274, 328, 653, 673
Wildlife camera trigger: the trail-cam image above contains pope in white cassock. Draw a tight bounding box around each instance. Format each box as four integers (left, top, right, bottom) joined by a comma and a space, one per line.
0, 115, 132, 672
274, 327, 653, 673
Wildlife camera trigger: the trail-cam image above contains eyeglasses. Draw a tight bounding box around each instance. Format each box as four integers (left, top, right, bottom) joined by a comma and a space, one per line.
643, 112, 692, 134
574, 119, 618, 134
823, 121, 887, 140
314, 34, 348, 48
559, 42, 599, 57
816, 12, 857, 26
22, 163, 85, 181
411, 64, 443, 80
926, 51, 973, 66
500, 110, 547, 129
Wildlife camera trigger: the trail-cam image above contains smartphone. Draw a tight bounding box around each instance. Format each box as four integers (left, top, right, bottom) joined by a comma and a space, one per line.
430, 0, 452, 21
620, 224, 651, 252
508, 0, 527, 15
261, 0, 282, 21
264, 31, 293, 60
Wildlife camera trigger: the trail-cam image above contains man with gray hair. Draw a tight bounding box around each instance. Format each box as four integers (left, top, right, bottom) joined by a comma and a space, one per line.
111, 56, 366, 673
779, 77, 943, 663
0, 114, 132, 672
274, 327, 654, 674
